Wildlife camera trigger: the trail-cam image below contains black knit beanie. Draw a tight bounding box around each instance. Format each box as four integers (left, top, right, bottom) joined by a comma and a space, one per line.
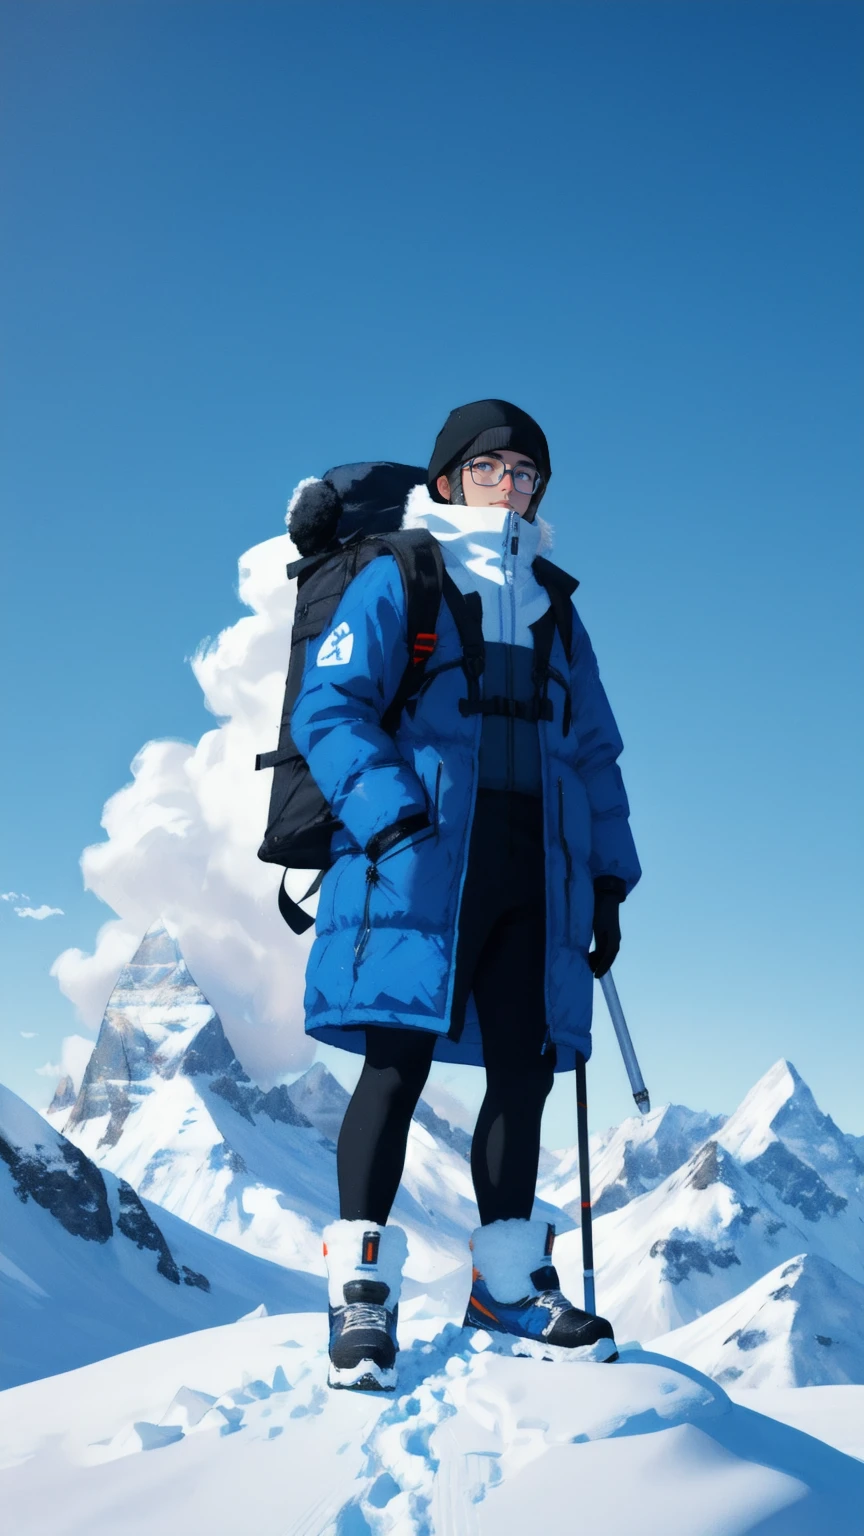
426, 399, 551, 506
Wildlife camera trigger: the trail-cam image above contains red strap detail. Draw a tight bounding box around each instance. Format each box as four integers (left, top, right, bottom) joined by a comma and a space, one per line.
412, 633, 437, 664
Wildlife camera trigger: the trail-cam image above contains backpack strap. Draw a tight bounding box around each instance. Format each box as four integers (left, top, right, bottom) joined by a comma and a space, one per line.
438, 573, 485, 716
375, 530, 446, 735
531, 556, 579, 736
532, 555, 577, 660
277, 868, 325, 936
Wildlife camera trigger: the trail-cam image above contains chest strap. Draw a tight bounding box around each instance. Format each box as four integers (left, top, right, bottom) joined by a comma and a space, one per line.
458, 694, 554, 722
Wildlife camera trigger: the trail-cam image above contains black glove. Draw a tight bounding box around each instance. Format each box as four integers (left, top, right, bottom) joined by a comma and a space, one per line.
588, 878, 626, 978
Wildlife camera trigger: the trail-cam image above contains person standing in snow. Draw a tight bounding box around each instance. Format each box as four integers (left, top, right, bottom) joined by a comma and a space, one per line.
289, 400, 641, 1389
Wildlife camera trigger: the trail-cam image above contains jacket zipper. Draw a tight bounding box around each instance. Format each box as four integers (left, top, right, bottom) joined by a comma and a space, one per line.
557, 776, 572, 931
354, 865, 379, 964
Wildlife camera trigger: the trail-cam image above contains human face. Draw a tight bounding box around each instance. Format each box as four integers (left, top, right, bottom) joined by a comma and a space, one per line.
436, 448, 539, 517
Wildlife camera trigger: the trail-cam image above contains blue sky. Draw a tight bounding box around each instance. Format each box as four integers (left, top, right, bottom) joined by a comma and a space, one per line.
1, 0, 862, 1144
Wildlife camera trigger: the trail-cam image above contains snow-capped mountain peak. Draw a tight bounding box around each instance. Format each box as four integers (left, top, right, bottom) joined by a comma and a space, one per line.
717, 1057, 864, 1205
64, 920, 311, 1149
718, 1058, 806, 1164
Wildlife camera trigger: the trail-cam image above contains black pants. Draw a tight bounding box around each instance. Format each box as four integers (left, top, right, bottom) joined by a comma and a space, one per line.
337, 791, 554, 1226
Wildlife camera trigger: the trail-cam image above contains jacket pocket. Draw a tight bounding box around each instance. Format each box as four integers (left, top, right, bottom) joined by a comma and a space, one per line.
557, 776, 573, 933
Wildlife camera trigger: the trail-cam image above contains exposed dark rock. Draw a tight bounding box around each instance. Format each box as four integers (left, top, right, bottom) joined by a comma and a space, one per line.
0, 1133, 112, 1243
724, 1328, 768, 1352
209, 1076, 257, 1123
97, 1083, 137, 1149
208, 1141, 247, 1175
178, 1017, 247, 1081
749, 1142, 847, 1223
592, 1183, 630, 1217
413, 1099, 472, 1161
256, 1085, 312, 1129
48, 1075, 77, 1114
770, 1284, 795, 1302
815, 1335, 834, 1347
649, 1235, 740, 1285
182, 1266, 211, 1292
116, 1181, 180, 1282
209, 1074, 313, 1131
687, 1141, 721, 1190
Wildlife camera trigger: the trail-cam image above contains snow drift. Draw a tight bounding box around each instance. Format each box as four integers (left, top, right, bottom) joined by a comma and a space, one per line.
0, 1311, 862, 1536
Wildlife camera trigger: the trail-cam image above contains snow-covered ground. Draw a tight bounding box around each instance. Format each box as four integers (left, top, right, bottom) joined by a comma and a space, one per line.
1, 1311, 861, 1536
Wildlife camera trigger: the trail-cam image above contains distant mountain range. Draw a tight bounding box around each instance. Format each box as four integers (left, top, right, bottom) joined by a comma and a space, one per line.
3, 920, 859, 1392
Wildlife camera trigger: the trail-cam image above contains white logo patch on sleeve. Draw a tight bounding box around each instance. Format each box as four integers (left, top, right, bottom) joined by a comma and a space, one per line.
317, 622, 355, 667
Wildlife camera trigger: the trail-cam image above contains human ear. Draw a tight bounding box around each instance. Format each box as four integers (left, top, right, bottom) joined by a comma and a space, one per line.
436, 474, 452, 501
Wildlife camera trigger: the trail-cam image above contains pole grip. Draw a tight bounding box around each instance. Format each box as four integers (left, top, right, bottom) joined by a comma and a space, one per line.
599, 970, 651, 1115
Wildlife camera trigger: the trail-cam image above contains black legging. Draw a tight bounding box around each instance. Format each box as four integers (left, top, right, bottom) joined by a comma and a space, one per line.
337, 791, 555, 1226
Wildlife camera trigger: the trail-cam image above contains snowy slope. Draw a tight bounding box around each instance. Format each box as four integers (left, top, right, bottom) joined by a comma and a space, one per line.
540, 1100, 726, 1217
0, 1084, 324, 1389
56, 924, 564, 1285
0, 1311, 861, 1536
649, 1253, 864, 1389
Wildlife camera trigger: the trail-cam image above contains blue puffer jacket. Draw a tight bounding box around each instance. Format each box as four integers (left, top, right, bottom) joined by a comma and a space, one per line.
290, 498, 640, 1072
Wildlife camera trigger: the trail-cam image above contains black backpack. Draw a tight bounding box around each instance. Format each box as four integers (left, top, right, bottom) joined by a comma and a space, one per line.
255, 463, 448, 933
256, 461, 578, 934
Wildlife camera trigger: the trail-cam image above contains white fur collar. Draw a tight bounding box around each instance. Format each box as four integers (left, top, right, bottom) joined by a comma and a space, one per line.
402, 483, 554, 556
402, 483, 552, 646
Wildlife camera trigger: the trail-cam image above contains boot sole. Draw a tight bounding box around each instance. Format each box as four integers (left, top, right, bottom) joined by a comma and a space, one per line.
328, 1360, 397, 1392
470, 1328, 619, 1365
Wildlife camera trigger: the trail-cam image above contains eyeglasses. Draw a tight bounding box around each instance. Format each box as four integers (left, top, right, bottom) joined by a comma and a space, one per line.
462, 455, 542, 497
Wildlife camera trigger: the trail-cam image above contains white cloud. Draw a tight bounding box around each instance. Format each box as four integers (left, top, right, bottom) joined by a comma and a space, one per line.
19, 1031, 37, 1039
52, 532, 316, 1085
62, 1034, 95, 1092
34, 1034, 95, 1092
15, 905, 64, 921
2, 891, 29, 902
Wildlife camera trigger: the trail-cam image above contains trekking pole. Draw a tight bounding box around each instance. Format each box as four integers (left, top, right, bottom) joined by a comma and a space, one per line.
574, 1053, 596, 1315
598, 970, 651, 1116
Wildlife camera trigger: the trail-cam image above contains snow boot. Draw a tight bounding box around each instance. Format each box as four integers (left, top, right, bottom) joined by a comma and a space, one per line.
464, 1219, 618, 1362
323, 1220, 408, 1391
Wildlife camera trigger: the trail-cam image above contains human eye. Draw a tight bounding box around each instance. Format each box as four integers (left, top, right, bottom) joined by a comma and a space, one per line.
514, 468, 535, 489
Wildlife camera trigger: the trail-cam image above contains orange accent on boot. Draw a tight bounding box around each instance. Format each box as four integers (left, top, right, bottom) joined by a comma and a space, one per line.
472, 1266, 482, 1282
469, 1295, 500, 1324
